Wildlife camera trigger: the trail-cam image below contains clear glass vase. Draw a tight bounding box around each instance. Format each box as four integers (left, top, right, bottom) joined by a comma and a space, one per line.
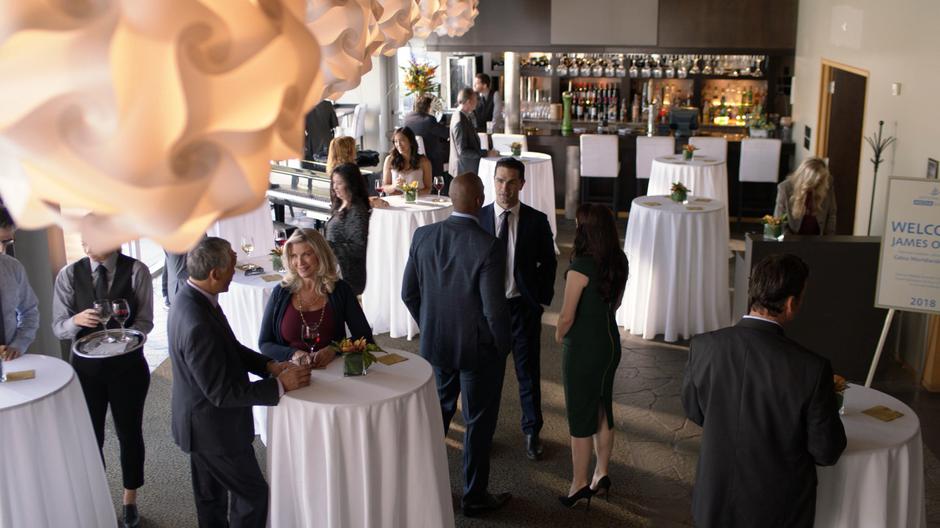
343, 353, 367, 377
404, 190, 417, 203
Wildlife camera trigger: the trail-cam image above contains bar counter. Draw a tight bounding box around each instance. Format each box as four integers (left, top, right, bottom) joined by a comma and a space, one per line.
515, 126, 795, 215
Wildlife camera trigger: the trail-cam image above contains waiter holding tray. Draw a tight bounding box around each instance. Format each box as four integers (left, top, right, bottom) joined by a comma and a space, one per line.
52, 240, 154, 528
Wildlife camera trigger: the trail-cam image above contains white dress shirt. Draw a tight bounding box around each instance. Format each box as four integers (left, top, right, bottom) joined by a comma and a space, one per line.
493, 202, 521, 299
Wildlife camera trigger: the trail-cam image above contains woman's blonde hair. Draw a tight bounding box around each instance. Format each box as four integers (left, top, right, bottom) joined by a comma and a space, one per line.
281, 228, 339, 296
326, 136, 357, 175
787, 157, 832, 219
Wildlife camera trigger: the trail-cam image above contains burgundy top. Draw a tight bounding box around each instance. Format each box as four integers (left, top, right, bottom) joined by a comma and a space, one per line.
280, 298, 335, 352
798, 191, 821, 235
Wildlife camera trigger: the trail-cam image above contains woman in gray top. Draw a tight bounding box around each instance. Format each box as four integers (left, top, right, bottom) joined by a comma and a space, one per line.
325, 163, 372, 295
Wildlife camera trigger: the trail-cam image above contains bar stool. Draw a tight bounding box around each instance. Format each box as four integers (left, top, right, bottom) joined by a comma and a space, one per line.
738, 138, 782, 223
491, 133, 527, 153
689, 136, 728, 163
579, 134, 620, 212
635, 136, 674, 198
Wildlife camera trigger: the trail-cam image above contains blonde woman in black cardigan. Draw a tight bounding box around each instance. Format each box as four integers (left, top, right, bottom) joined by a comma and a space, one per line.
773, 157, 837, 235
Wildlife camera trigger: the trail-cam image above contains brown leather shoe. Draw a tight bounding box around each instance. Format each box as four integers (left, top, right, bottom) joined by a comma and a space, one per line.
462, 492, 512, 517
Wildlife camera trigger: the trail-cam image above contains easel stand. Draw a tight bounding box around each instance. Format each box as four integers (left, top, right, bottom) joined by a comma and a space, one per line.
865, 309, 896, 388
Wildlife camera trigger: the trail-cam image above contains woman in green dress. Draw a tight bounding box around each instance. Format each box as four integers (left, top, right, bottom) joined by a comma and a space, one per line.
555, 204, 629, 510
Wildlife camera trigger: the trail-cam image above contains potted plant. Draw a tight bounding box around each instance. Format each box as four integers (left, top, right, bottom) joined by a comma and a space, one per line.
833, 374, 848, 414
670, 182, 689, 203
749, 114, 776, 138
397, 178, 420, 202
269, 246, 285, 272
336, 337, 384, 377
682, 143, 697, 161
510, 141, 523, 157
761, 214, 787, 240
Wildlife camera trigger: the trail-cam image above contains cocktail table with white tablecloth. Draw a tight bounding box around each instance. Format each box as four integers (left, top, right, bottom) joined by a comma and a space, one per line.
267, 350, 454, 528
479, 154, 557, 241
616, 195, 730, 342
647, 155, 730, 229
0, 355, 115, 528
815, 384, 925, 527
361, 195, 453, 339
208, 201, 275, 252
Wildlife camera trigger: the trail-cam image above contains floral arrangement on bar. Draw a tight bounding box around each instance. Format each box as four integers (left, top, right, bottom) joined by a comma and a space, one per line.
510, 141, 522, 156
682, 143, 698, 161
269, 246, 285, 272
761, 213, 787, 240
335, 337, 384, 377
833, 374, 848, 414
401, 57, 439, 96
670, 182, 689, 202
397, 178, 420, 202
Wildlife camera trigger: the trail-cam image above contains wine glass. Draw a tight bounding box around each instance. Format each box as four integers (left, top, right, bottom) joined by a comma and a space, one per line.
240, 236, 255, 270
93, 299, 114, 342
432, 176, 444, 199
111, 298, 130, 342
374, 178, 385, 198
301, 324, 320, 368
274, 228, 288, 247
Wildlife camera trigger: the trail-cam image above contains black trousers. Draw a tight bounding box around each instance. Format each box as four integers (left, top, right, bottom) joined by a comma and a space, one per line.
434, 354, 506, 506
73, 349, 150, 490
508, 298, 543, 436
190, 450, 269, 528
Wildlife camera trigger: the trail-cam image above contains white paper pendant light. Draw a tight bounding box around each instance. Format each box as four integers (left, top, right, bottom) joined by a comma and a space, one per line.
305, 0, 373, 102
412, 0, 446, 39
374, 0, 420, 56
0, 0, 322, 252
435, 0, 478, 38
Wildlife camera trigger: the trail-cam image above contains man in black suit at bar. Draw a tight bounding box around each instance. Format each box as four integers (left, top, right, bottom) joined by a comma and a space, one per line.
478, 157, 556, 460
682, 254, 846, 527
169, 237, 311, 528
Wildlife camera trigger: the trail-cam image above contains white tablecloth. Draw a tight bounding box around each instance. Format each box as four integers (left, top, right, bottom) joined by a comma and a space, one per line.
361, 195, 452, 339
648, 155, 730, 229
208, 201, 275, 254
268, 350, 454, 528
815, 385, 925, 527
218, 257, 281, 444
616, 195, 730, 342
479, 154, 557, 241
0, 355, 114, 527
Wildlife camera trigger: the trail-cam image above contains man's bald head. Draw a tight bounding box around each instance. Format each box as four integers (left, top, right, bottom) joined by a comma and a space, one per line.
449, 172, 484, 214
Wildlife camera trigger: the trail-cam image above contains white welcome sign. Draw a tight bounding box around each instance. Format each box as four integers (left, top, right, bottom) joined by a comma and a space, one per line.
875, 177, 940, 315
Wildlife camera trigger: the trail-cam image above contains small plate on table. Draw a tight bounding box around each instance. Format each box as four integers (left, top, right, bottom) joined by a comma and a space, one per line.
72, 329, 147, 359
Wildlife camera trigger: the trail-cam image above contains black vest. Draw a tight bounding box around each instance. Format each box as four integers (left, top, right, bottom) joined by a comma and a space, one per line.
473, 90, 496, 132
73, 254, 138, 340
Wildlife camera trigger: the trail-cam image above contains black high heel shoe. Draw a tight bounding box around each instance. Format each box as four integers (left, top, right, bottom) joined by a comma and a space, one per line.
591, 476, 612, 501
558, 485, 596, 511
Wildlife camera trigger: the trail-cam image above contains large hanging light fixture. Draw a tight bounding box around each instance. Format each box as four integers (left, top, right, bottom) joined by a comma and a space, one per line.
0, 0, 322, 252
412, 0, 446, 39
374, 0, 420, 57
435, 0, 478, 38
304, 0, 374, 103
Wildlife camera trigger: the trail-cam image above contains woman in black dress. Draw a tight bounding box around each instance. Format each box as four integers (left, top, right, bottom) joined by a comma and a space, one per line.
555, 204, 629, 509
325, 163, 372, 295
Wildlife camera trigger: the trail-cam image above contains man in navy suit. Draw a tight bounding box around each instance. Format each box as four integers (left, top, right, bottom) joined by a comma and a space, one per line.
402, 173, 512, 517
478, 157, 557, 460
169, 237, 311, 528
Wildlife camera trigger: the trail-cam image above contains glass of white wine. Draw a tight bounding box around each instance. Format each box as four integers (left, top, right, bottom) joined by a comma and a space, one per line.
240, 236, 255, 271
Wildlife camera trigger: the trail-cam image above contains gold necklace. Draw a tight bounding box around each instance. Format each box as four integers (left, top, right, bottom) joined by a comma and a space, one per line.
296, 289, 326, 348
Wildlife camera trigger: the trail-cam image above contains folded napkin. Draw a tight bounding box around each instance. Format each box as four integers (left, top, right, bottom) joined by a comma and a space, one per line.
862, 405, 904, 422
4, 369, 35, 381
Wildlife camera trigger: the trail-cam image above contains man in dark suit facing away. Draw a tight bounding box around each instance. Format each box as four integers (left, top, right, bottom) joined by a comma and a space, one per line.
402, 173, 512, 517
478, 157, 556, 460
169, 237, 311, 528
681, 254, 846, 527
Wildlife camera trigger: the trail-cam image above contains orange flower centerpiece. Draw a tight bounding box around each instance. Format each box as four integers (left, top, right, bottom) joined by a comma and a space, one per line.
670, 182, 689, 203
833, 374, 848, 414
762, 213, 788, 240
336, 337, 384, 377
682, 143, 698, 161
401, 58, 439, 96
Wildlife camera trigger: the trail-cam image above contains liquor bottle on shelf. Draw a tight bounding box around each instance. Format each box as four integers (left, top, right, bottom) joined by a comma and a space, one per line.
631, 93, 640, 123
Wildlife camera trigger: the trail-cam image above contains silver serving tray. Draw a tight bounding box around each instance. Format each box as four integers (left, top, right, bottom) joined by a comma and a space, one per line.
72, 329, 147, 359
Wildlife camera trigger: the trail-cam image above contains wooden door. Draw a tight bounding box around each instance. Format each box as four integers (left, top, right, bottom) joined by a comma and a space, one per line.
818, 64, 867, 235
